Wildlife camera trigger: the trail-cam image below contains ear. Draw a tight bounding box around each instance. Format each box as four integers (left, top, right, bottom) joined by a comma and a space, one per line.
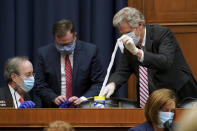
74, 32, 77, 37
73, 31, 76, 35
11, 73, 17, 82
54, 36, 58, 43
74, 32, 77, 41
138, 22, 143, 28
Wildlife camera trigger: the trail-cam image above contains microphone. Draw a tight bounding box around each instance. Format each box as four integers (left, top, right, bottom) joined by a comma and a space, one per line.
164, 120, 174, 131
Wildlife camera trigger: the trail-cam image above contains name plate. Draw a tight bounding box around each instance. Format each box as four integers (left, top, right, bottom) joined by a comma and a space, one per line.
0, 99, 13, 108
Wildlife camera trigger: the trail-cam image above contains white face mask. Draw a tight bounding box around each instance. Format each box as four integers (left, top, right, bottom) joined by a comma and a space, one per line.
20, 76, 35, 92
158, 111, 174, 128
55, 42, 76, 55
125, 31, 140, 45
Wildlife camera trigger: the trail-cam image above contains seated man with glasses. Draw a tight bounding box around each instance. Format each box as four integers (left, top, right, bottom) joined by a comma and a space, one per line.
0, 56, 37, 108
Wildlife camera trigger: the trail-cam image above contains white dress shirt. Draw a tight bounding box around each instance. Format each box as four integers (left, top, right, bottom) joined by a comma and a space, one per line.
8, 85, 22, 108
139, 27, 146, 62
60, 52, 73, 97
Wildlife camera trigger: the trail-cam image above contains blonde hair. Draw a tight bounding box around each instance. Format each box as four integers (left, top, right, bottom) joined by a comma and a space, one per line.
45, 121, 74, 131
175, 108, 197, 131
113, 7, 145, 28
144, 89, 176, 125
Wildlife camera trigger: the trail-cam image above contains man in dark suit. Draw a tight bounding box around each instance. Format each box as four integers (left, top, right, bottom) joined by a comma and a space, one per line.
34, 19, 104, 108
0, 56, 36, 108
99, 7, 197, 106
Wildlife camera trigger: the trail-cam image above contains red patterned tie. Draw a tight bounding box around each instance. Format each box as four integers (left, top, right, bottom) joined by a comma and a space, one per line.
65, 55, 72, 99
19, 97, 24, 103
139, 65, 149, 108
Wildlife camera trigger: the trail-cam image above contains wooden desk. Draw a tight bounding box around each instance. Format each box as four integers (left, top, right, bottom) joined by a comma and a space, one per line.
0, 108, 184, 131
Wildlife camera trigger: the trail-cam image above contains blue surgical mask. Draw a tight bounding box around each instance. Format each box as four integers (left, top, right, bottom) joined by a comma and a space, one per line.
55, 42, 76, 55
21, 77, 35, 92
126, 31, 140, 45
158, 111, 174, 128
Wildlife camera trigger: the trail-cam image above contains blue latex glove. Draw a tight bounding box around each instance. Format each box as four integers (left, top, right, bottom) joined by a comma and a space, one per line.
19, 101, 36, 108
59, 100, 70, 108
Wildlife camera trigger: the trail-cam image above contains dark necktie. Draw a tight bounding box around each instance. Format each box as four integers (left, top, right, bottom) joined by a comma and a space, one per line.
65, 55, 72, 99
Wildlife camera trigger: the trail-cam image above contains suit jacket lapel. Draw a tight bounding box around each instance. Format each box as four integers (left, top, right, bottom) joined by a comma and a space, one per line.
4, 86, 14, 108
144, 25, 157, 93
5, 86, 13, 100
72, 41, 81, 90
145, 121, 154, 131
145, 24, 153, 52
51, 45, 61, 88
24, 93, 31, 101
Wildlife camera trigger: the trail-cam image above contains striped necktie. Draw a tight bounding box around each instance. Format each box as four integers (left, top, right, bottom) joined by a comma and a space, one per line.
138, 46, 149, 108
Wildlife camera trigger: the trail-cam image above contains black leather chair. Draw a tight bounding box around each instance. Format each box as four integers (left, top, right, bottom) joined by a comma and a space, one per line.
178, 97, 197, 108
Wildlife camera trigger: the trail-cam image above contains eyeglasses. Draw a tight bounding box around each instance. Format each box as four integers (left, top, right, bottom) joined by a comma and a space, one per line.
55, 35, 76, 45
20, 72, 35, 78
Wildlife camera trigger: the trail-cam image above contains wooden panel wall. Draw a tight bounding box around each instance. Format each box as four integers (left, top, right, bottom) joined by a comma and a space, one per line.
128, 0, 197, 100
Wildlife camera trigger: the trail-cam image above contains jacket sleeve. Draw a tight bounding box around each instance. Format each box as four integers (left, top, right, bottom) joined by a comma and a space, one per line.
34, 49, 58, 104
82, 47, 105, 97
143, 27, 177, 70
109, 50, 135, 87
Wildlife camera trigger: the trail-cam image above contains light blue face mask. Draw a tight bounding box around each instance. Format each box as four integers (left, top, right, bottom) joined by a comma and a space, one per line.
21, 77, 35, 92
126, 31, 140, 45
158, 111, 174, 128
55, 42, 76, 55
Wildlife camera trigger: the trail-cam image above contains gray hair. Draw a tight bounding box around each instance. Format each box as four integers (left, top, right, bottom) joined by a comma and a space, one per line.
4, 56, 29, 83
113, 7, 145, 28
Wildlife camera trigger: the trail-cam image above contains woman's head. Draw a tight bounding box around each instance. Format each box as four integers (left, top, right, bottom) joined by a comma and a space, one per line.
144, 89, 176, 126
45, 121, 74, 131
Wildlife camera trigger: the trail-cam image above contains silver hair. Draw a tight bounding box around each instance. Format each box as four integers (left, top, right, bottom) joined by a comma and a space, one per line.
113, 7, 145, 28
4, 56, 29, 83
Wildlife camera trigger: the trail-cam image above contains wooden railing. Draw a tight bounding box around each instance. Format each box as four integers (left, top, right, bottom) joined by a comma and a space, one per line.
0, 108, 185, 131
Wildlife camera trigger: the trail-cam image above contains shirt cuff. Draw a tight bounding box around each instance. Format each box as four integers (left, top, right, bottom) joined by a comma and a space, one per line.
138, 50, 144, 62
80, 96, 88, 101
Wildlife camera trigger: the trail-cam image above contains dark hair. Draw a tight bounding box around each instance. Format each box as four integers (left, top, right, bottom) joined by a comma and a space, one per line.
4, 56, 29, 83
53, 19, 75, 38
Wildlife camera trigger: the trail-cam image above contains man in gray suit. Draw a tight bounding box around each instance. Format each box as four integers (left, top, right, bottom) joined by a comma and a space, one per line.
99, 7, 197, 106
